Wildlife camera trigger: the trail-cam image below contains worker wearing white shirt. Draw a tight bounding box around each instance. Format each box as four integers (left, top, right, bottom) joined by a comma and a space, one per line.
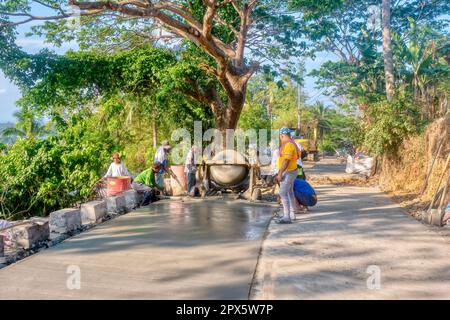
103, 153, 132, 178
270, 148, 280, 175
184, 145, 199, 195
154, 140, 177, 188
295, 142, 306, 180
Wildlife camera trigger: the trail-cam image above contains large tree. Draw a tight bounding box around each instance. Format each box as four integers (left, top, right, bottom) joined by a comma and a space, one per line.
382, 0, 394, 101
0, 0, 302, 131
290, 0, 450, 64
291, 0, 450, 105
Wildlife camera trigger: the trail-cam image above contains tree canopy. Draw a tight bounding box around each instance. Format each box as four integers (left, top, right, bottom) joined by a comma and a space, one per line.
1, 0, 309, 130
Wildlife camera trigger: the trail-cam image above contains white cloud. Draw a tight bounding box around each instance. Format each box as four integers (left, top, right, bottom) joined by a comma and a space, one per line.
16, 38, 79, 53
16, 38, 53, 49
0, 88, 6, 95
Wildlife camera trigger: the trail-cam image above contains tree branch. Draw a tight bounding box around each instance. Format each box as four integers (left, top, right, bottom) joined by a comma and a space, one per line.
202, 0, 217, 41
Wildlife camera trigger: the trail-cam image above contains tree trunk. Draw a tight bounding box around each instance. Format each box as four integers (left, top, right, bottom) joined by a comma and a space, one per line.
152, 117, 157, 149
212, 73, 249, 132
382, 0, 395, 101
213, 97, 245, 132
297, 83, 302, 134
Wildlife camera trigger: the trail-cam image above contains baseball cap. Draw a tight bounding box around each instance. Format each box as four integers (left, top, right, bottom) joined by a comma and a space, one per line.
279, 127, 294, 136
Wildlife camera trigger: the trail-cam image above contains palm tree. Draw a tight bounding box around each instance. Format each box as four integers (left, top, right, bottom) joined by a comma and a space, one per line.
1, 109, 47, 140
309, 103, 333, 141
395, 23, 450, 118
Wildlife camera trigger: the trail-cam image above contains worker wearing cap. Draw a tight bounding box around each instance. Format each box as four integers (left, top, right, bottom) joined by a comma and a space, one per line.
275, 127, 301, 224
133, 162, 164, 206
154, 140, 177, 189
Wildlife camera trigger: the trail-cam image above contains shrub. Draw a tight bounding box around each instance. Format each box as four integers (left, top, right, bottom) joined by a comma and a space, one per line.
363, 98, 423, 155
0, 122, 113, 220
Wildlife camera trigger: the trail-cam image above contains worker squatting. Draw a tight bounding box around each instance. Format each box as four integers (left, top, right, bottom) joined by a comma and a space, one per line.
101, 126, 317, 221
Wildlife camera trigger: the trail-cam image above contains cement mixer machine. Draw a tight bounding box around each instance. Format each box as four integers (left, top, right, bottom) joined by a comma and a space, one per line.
199, 150, 256, 196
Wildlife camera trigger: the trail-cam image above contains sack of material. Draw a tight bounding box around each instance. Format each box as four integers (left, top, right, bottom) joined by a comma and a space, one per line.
293, 179, 317, 207
345, 153, 374, 176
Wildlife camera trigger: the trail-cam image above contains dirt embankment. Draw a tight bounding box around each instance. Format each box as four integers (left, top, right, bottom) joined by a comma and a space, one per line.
379, 114, 450, 218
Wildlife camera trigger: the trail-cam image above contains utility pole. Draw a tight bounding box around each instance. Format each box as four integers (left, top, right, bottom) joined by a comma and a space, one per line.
382, 0, 395, 101
267, 84, 273, 128
296, 61, 305, 136
297, 83, 302, 135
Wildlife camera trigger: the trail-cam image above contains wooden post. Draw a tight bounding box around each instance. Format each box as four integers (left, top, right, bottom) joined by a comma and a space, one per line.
248, 165, 254, 200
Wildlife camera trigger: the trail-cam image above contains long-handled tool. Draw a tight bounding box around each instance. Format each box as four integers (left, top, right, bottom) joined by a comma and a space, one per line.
420, 139, 444, 195
423, 153, 450, 226
168, 170, 186, 193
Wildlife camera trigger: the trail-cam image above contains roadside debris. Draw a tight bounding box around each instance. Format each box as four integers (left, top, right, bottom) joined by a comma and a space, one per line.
421, 154, 450, 227
345, 153, 374, 177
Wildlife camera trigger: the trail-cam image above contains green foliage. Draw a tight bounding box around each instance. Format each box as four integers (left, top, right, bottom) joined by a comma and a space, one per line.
243, 74, 357, 151
347, 119, 365, 150
0, 118, 114, 220
295, 1, 450, 155
1, 0, 449, 221
0, 44, 218, 219
318, 138, 336, 152
238, 102, 271, 132
363, 98, 423, 156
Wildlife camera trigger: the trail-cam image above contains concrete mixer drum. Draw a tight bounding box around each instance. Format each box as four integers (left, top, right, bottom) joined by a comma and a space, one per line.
208, 150, 250, 189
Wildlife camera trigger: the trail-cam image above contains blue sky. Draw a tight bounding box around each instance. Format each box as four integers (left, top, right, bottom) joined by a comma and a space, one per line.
0, 16, 80, 122
0, 7, 331, 123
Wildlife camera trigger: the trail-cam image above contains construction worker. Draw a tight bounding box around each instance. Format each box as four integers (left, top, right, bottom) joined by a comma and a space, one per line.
185, 145, 199, 196
103, 153, 132, 179
133, 162, 163, 206
154, 140, 177, 190
295, 142, 306, 180
275, 127, 301, 224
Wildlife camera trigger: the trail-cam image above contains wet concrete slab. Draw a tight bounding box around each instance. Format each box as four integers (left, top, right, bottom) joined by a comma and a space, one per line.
0, 199, 274, 299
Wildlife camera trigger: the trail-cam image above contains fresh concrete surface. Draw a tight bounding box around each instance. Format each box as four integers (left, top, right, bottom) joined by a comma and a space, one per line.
251, 184, 450, 300
0, 199, 273, 300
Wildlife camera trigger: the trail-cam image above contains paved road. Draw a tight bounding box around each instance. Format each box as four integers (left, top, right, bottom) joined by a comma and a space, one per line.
252, 184, 450, 299
3, 158, 449, 300
0, 199, 273, 299
306, 157, 367, 182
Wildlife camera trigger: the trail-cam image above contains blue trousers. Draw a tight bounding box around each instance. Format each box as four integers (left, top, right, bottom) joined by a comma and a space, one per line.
187, 172, 196, 194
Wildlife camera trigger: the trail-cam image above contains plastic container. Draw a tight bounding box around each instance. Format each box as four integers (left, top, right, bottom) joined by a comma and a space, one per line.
107, 176, 131, 196
170, 165, 186, 196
